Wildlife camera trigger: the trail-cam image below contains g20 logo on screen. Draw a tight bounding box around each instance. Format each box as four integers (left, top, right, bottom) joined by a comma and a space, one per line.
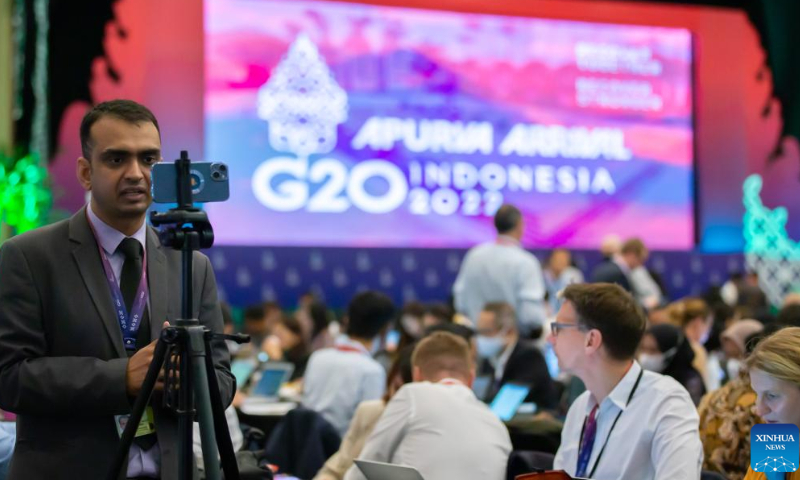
252, 33, 501, 217
252, 33, 619, 217
252, 157, 408, 214
750, 424, 799, 474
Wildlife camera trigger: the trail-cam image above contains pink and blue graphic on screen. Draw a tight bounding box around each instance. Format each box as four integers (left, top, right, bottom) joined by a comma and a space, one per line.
205, 0, 694, 249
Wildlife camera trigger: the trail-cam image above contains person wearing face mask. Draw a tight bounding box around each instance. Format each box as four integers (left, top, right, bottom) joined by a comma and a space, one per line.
396, 302, 426, 352
720, 319, 764, 382
639, 324, 706, 405
476, 302, 557, 410
743, 327, 800, 480
674, 297, 714, 391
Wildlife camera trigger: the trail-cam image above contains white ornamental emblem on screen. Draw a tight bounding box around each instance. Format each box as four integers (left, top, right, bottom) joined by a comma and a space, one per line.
257, 33, 348, 158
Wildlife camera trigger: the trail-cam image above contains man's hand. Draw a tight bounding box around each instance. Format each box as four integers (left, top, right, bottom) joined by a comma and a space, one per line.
125, 322, 170, 397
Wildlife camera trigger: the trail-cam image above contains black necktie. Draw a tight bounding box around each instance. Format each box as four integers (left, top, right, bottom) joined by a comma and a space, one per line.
117, 238, 156, 451
117, 238, 151, 352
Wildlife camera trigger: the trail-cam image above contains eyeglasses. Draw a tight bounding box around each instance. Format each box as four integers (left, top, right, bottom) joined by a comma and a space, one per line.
550, 322, 586, 336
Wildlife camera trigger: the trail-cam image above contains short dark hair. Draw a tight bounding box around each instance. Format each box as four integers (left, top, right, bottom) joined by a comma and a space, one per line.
425, 303, 453, 324
80, 99, 160, 158
481, 302, 516, 331
494, 204, 521, 234
621, 238, 647, 259
346, 291, 396, 340
424, 322, 475, 344
561, 283, 646, 361
243, 304, 265, 322
308, 301, 330, 338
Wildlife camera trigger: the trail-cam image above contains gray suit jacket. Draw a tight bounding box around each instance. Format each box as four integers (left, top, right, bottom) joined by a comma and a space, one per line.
0, 207, 234, 479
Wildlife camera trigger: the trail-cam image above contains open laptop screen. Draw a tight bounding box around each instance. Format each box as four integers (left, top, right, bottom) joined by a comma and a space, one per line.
489, 383, 531, 421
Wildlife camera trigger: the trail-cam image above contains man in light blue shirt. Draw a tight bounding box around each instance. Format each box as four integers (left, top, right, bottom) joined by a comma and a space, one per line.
453, 204, 546, 335
302, 291, 395, 436
550, 283, 702, 480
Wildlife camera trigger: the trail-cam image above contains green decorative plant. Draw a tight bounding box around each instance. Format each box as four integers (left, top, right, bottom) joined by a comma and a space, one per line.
0, 151, 52, 242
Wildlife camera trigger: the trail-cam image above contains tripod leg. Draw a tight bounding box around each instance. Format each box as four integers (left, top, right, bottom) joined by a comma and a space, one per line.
178, 330, 196, 480
203, 334, 240, 480
189, 327, 222, 480
106, 336, 170, 480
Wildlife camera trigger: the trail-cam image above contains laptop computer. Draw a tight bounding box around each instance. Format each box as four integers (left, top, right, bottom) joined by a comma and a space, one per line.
489, 383, 532, 421
251, 361, 294, 399
230, 359, 257, 388
354, 460, 425, 480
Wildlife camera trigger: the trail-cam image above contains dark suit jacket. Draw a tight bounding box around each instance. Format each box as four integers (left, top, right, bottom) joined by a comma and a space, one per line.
481, 340, 558, 411
0, 208, 234, 480
590, 259, 632, 292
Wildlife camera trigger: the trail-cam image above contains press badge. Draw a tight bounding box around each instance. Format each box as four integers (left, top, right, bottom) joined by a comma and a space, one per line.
114, 406, 156, 438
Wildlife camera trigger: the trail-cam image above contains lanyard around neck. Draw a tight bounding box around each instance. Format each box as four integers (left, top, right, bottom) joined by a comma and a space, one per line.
578, 367, 644, 478
86, 210, 149, 351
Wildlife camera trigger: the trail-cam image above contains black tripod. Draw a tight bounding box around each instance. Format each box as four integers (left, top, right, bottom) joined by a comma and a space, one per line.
107, 152, 246, 480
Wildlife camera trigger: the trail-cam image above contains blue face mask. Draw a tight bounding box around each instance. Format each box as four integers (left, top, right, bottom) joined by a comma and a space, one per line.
477, 335, 505, 359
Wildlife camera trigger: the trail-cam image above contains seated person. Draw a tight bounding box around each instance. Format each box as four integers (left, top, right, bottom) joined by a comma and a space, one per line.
476, 302, 558, 410
243, 301, 282, 348
720, 319, 764, 382
698, 325, 784, 480
303, 291, 395, 436
551, 283, 702, 480
422, 302, 453, 329
639, 323, 706, 405
314, 346, 415, 480
743, 326, 800, 480
424, 322, 477, 360
344, 332, 512, 480
263, 314, 311, 381
674, 297, 714, 389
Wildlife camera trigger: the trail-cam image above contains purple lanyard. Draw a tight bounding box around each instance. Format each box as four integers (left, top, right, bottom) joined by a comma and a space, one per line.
87, 212, 149, 351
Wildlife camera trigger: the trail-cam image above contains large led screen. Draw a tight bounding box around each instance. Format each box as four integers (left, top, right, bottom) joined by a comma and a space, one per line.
205, 0, 694, 248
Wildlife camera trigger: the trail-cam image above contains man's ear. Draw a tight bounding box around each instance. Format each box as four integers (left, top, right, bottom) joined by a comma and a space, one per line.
585, 329, 603, 355
76, 157, 92, 191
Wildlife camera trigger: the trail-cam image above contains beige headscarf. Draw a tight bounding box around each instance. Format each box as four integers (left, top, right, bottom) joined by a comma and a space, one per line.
721, 319, 764, 354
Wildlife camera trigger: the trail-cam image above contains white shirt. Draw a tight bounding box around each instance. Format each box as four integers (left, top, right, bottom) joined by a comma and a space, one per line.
344, 380, 512, 480
302, 336, 386, 436
87, 204, 160, 478
453, 236, 546, 333
554, 362, 703, 480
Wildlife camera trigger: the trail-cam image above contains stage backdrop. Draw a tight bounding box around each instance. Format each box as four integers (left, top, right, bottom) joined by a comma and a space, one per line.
46, 0, 799, 307
205, 0, 695, 250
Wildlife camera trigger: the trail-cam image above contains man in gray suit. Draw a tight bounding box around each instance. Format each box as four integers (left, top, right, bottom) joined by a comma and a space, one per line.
0, 100, 234, 479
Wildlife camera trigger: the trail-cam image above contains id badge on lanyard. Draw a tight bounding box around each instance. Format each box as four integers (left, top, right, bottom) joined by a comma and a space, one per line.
86, 212, 150, 351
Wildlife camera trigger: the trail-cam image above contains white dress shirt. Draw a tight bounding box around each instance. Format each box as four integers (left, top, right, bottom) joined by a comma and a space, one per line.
344, 379, 512, 480
302, 336, 386, 436
554, 362, 703, 480
87, 204, 161, 478
453, 236, 546, 333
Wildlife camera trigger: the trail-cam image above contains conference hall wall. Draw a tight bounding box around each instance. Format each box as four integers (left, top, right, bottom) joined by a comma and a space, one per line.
48, 0, 793, 308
